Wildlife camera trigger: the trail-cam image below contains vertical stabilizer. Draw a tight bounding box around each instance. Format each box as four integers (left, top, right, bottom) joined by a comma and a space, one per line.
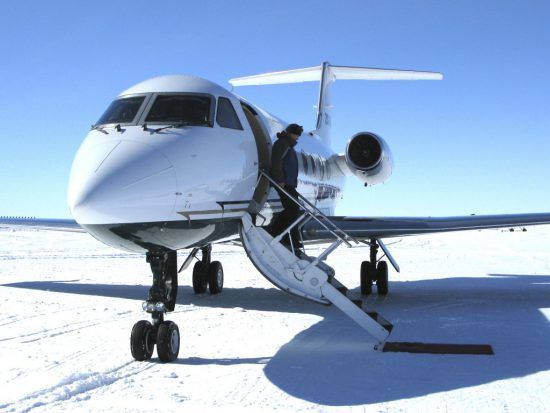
314, 62, 334, 147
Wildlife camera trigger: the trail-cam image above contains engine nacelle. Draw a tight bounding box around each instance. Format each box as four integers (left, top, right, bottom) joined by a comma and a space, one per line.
343, 132, 393, 186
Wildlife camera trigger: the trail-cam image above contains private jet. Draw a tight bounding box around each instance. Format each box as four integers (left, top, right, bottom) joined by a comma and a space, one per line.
3, 62, 550, 362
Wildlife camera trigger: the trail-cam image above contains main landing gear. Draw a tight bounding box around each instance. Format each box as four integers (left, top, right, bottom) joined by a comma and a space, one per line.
360, 239, 389, 296
131, 250, 180, 362
192, 244, 224, 295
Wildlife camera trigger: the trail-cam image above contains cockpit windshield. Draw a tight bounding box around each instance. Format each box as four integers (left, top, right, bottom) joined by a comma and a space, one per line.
96, 96, 146, 125
145, 95, 212, 126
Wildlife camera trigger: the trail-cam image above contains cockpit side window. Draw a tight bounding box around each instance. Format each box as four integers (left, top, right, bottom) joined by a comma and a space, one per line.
145, 95, 212, 126
96, 96, 146, 125
216, 97, 243, 130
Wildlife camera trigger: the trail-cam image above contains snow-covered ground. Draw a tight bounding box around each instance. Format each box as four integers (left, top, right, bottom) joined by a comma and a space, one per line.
1, 226, 549, 412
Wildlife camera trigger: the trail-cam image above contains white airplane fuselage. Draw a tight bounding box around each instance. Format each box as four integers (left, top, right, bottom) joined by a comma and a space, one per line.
68, 75, 348, 253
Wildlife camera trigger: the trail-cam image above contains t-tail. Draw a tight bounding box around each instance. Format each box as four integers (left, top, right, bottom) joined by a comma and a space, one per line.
229, 62, 443, 147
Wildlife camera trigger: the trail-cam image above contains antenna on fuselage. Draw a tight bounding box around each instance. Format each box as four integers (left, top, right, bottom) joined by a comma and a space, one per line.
228, 62, 443, 148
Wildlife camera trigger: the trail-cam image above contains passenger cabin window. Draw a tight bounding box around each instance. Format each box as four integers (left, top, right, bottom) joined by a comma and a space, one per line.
321, 158, 327, 180
145, 95, 212, 126
310, 154, 317, 176
301, 152, 309, 174
216, 97, 243, 130
314, 156, 324, 180
324, 160, 331, 180
96, 96, 146, 125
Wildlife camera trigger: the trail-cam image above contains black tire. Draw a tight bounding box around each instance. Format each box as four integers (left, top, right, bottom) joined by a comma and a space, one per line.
376, 261, 389, 295
360, 261, 373, 295
192, 261, 208, 294
208, 261, 224, 294
130, 320, 155, 361
157, 321, 180, 362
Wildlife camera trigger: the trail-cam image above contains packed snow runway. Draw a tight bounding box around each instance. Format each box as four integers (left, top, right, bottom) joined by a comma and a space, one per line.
1, 227, 549, 412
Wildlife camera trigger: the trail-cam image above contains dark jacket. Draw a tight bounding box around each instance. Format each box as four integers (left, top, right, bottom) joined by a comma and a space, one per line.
271, 132, 298, 188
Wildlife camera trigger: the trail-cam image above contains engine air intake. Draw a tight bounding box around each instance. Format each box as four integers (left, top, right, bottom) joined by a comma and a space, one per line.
347, 133, 383, 171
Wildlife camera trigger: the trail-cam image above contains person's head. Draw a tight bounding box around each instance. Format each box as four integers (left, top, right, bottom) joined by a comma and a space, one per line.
285, 123, 303, 142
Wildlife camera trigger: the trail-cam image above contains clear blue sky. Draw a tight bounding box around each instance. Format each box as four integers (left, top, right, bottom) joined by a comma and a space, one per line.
0, 0, 549, 219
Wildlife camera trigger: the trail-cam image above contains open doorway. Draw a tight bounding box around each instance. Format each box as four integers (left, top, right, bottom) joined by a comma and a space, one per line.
241, 102, 271, 213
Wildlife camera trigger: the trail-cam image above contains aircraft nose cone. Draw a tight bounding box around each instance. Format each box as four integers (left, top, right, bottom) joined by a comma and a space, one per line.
68, 140, 177, 225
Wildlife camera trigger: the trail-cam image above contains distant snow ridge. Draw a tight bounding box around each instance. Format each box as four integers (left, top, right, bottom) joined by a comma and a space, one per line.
0, 362, 153, 413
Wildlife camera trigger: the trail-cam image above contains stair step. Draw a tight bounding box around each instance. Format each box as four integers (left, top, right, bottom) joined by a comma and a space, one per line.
337, 286, 348, 295
367, 312, 394, 332
329, 277, 348, 295
352, 299, 363, 308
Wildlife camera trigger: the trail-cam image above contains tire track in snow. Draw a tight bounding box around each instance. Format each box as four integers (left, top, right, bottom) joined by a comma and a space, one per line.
0, 307, 73, 327
0, 361, 154, 413
0, 311, 135, 344
0, 319, 103, 343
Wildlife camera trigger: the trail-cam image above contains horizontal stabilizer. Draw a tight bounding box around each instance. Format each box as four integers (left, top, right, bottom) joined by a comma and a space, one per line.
229, 63, 443, 86
331, 65, 443, 81
229, 65, 323, 86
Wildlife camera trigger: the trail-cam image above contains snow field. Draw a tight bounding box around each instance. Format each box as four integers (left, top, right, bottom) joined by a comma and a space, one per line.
1, 227, 549, 412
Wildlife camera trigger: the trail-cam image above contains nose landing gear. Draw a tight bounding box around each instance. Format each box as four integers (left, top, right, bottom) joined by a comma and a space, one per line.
131, 250, 181, 362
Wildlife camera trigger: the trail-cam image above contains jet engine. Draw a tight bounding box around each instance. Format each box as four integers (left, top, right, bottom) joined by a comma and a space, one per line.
343, 132, 393, 186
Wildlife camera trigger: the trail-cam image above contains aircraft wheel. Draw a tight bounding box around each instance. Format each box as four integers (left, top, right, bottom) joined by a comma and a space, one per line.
157, 321, 180, 362
376, 261, 389, 295
192, 261, 208, 294
208, 261, 224, 294
360, 261, 374, 295
130, 320, 155, 361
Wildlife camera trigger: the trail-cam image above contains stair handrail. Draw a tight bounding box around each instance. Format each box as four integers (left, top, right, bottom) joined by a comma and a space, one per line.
259, 170, 358, 246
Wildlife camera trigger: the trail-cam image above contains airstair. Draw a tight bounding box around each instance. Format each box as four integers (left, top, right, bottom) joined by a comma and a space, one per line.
239, 172, 393, 349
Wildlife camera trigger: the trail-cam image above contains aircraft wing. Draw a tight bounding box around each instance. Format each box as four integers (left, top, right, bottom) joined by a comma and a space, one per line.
302, 213, 550, 241
0, 217, 84, 232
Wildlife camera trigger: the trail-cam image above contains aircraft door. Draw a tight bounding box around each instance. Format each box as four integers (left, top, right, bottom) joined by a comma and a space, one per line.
241, 103, 271, 213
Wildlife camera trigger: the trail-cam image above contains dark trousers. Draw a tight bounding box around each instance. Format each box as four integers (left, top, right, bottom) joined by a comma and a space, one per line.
271, 186, 302, 247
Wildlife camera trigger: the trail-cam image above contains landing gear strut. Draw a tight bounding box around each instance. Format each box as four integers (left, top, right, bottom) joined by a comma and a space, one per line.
360, 239, 389, 296
192, 244, 224, 295
131, 250, 181, 362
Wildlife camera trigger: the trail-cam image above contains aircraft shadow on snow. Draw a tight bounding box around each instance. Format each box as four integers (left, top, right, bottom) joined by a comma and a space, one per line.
3, 274, 550, 406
